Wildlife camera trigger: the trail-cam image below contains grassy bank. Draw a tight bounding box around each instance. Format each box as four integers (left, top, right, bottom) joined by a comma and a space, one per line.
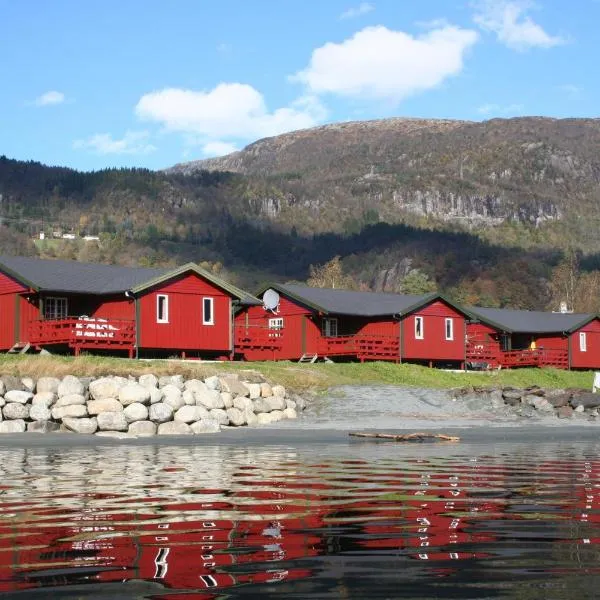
0, 355, 595, 393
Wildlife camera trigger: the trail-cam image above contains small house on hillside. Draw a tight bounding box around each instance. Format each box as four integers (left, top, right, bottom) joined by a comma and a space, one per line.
466, 306, 600, 369
235, 283, 470, 367
0, 255, 260, 358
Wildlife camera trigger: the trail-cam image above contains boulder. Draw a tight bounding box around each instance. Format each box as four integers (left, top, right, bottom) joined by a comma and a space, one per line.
571, 392, 600, 409
257, 412, 276, 425
123, 403, 149, 423
0, 398, 5, 408
95, 431, 134, 439
253, 398, 272, 414
21, 377, 35, 393
489, 390, 505, 409
163, 392, 185, 411
233, 396, 254, 412
271, 385, 286, 398
87, 398, 124, 414
219, 377, 249, 397
220, 392, 233, 408
138, 374, 158, 389
226, 407, 246, 426
185, 379, 208, 393
149, 403, 174, 423
158, 375, 184, 390
36, 377, 61, 395
285, 399, 297, 410
246, 383, 261, 399
1, 375, 24, 392
119, 383, 151, 406
195, 389, 224, 410
32, 392, 57, 407
52, 404, 88, 420
62, 417, 98, 434
0, 420, 26, 433
265, 396, 286, 411
89, 377, 124, 400
528, 397, 555, 413
283, 407, 298, 419
128, 421, 157, 436
182, 389, 196, 405
270, 410, 285, 422
0, 380, 5, 396
292, 395, 307, 411
157, 421, 192, 435
58, 375, 85, 397
3, 403, 30, 420
557, 406, 574, 419
260, 382, 273, 397
502, 390, 523, 406
575, 404, 586, 413
174, 405, 209, 424
29, 404, 52, 421
149, 387, 164, 404
204, 375, 221, 391
547, 393, 571, 408
27, 420, 61, 433
96, 411, 128, 431
54, 393, 86, 408
244, 409, 259, 427
209, 408, 229, 426
191, 419, 221, 434
4, 390, 33, 404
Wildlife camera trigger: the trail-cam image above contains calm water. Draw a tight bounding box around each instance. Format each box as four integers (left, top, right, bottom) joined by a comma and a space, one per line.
0, 438, 600, 599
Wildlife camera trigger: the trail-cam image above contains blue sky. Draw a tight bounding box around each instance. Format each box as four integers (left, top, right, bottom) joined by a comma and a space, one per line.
1, 0, 597, 171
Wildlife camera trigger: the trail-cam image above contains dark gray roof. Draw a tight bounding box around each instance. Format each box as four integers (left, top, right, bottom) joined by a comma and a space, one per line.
468, 306, 595, 333
274, 284, 435, 316
0, 256, 261, 305
0, 255, 168, 294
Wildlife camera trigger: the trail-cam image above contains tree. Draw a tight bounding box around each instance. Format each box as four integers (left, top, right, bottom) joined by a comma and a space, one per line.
400, 270, 437, 294
307, 256, 356, 289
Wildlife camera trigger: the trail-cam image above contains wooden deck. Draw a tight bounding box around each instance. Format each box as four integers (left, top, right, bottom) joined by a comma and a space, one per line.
28, 317, 136, 357
466, 343, 569, 370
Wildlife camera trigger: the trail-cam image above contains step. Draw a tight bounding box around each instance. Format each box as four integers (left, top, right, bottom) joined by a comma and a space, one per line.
8, 342, 30, 354
298, 353, 318, 363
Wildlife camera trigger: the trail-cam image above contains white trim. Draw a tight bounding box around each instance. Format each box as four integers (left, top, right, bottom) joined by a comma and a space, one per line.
202, 297, 214, 325
580, 331, 587, 352
445, 318, 454, 341
415, 316, 424, 339
45, 296, 68, 320
269, 317, 284, 338
322, 317, 338, 338
156, 294, 169, 323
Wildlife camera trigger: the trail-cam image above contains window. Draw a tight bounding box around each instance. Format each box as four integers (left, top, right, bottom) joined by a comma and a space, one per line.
44, 297, 68, 320
202, 297, 214, 325
445, 318, 454, 341
580, 332, 587, 352
415, 316, 424, 339
268, 317, 284, 337
322, 318, 338, 338
157, 295, 169, 323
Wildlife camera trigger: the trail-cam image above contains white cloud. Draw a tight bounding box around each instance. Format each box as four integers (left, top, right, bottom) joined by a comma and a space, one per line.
73, 130, 156, 155
559, 84, 582, 97
135, 83, 326, 140
340, 2, 374, 20
34, 91, 65, 106
477, 102, 524, 115
292, 24, 478, 101
473, 1, 564, 51
201, 141, 238, 157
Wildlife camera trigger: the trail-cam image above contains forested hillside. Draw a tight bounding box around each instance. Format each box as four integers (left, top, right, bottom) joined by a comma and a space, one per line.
2, 115, 600, 311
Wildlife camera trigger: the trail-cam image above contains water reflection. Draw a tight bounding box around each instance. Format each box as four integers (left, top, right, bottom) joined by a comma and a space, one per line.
0, 443, 599, 598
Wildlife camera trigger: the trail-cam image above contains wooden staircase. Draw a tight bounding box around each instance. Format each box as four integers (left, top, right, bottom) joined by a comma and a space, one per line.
298, 353, 318, 363
8, 342, 31, 354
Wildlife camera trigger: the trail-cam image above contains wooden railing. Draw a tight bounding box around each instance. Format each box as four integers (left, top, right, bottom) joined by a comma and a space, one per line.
466, 342, 569, 370
28, 317, 136, 352
318, 334, 400, 362
234, 325, 283, 352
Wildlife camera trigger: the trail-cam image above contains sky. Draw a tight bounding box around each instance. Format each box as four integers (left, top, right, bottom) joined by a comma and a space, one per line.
1, 0, 598, 171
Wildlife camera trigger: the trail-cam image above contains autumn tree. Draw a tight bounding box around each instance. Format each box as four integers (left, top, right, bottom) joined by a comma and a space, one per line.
307, 256, 357, 289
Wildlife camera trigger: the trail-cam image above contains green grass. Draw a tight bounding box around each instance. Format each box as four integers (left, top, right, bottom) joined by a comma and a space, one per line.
0, 355, 594, 393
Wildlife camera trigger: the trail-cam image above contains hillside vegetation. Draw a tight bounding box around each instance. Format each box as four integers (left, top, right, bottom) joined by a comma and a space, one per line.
1, 116, 600, 310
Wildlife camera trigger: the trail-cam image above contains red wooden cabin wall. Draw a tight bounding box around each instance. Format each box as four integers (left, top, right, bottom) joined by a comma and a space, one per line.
570, 319, 600, 369
0, 271, 27, 350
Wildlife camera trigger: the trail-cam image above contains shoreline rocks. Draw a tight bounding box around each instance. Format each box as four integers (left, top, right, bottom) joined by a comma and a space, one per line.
451, 385, 599, 420
0, 373, 304, 437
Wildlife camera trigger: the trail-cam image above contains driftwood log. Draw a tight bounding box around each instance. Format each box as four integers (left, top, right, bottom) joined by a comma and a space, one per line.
349, 432, 460, 442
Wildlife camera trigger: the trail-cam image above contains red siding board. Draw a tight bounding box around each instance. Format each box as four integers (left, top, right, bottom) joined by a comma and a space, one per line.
0, 271, 26, 295
570, 319, 600, 369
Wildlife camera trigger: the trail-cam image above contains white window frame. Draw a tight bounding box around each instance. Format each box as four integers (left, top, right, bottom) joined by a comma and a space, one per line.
415, 316, 424, 340
322, 317, 338, 338
202, 297, 214, 326
580, 332, 587, 352
156, 294, 169, 324
268, 317, 284, 338
445, 318, 454, 341
44, 297, 68, 320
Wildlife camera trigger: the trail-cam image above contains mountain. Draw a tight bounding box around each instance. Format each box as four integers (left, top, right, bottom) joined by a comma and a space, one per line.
168, 117, 600, 248
2, 116, 600, 311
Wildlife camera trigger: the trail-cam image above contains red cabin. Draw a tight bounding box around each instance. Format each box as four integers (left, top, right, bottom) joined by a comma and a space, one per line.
235, 284, 469, 367
0, 255, 260, 359
466, 306, 600, 369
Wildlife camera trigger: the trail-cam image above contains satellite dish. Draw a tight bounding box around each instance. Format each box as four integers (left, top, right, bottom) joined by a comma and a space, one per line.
263, 289, 280, 312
